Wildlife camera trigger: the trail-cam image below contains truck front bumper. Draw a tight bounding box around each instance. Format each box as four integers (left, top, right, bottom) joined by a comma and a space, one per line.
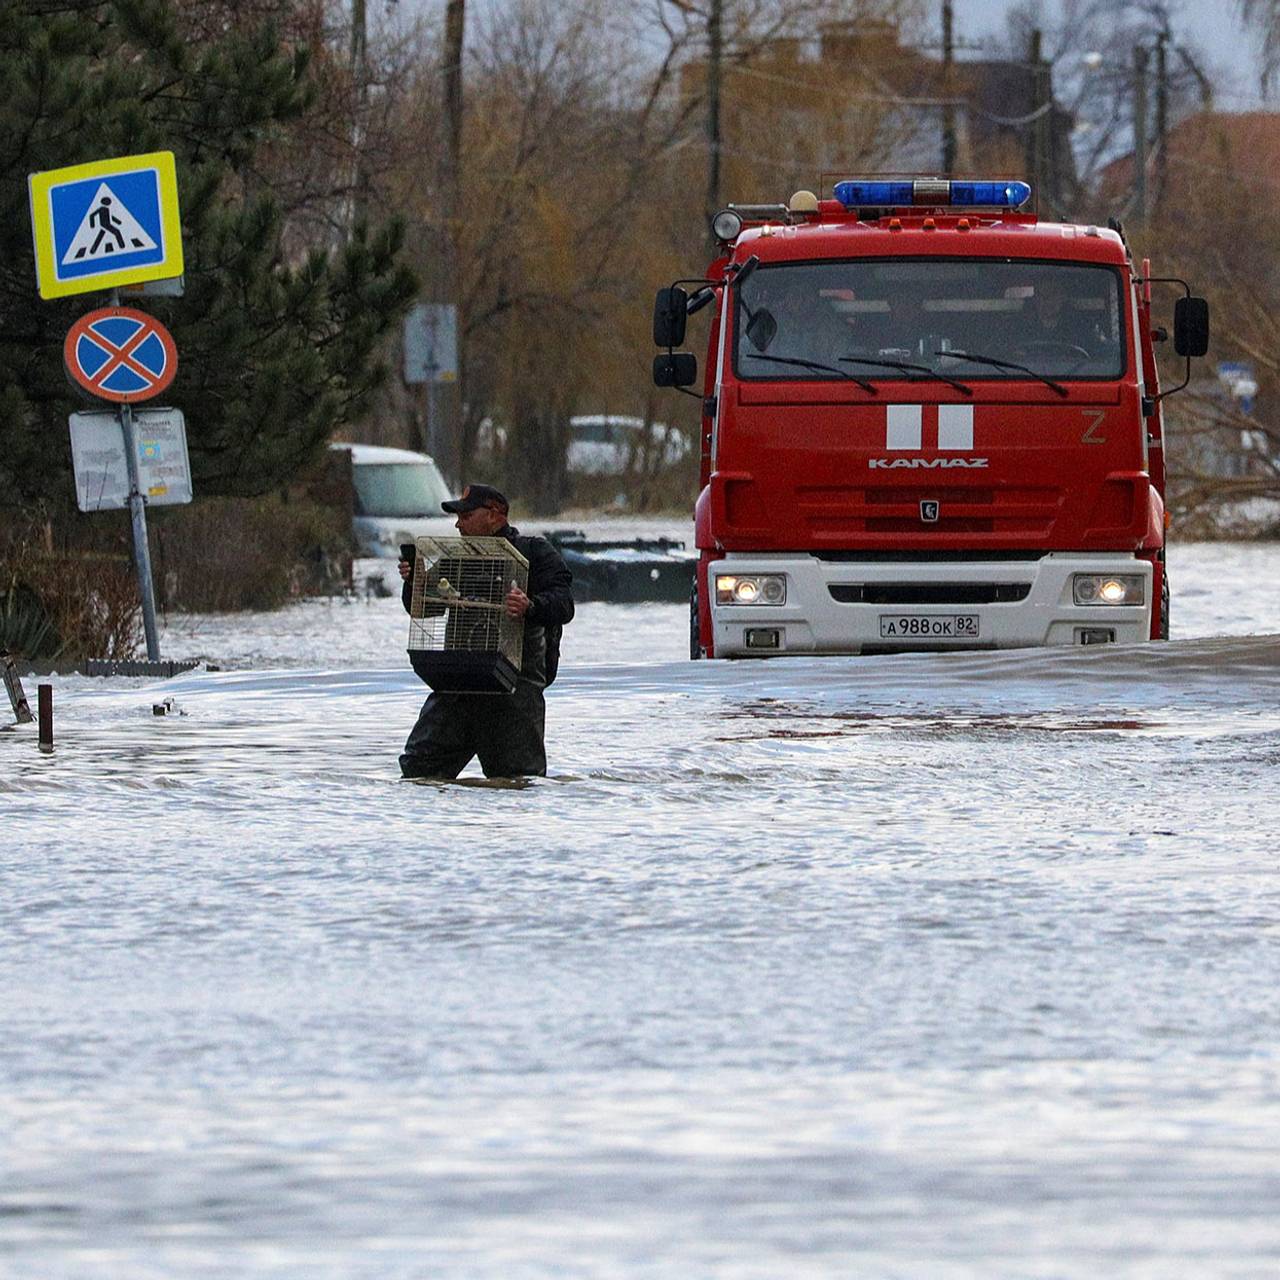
707, 552, 1153, 657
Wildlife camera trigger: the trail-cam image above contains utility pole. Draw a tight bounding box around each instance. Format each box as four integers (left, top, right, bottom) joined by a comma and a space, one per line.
1027, 29, 1051, 214
1155, 31, 1169, 214
706, 0, 722, 232
1133, 44, 1149, 226
432, 0, 466, 484
443, 1, 464, 208
350, 0, 369, 230
941, 0, 956, 174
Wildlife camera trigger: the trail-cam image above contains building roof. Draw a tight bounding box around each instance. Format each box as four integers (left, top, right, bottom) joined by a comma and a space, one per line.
1098, 110, 1280, 208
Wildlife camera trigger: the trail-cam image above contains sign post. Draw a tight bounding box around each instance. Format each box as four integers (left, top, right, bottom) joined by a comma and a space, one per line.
404, 302, 459, 481
62, 298, 181, 662
29, 151, 187, 668
122, 399, 161, 659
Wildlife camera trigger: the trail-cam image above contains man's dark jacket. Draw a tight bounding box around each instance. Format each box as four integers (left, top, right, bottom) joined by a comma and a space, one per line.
403, 524, 574, 686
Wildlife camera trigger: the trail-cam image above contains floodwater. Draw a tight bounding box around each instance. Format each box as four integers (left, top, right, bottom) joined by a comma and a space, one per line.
3, 536, 1280, 1277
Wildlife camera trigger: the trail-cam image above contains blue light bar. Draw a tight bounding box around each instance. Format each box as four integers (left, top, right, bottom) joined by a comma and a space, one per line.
832, 181, 916, 207
833, 179, 1032, 209
948, 180, 1032, 207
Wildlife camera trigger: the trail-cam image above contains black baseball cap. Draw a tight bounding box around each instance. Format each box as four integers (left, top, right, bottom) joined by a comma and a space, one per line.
441, 483, 509, 515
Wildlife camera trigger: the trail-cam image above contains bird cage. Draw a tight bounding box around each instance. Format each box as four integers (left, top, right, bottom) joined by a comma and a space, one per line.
406, 535, 529, 693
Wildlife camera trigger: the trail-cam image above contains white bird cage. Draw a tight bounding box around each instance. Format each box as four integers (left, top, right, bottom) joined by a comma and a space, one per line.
407, 535, 530, 692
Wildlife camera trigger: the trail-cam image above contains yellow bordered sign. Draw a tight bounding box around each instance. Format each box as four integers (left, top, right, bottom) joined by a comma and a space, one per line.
28, 151, 183, 300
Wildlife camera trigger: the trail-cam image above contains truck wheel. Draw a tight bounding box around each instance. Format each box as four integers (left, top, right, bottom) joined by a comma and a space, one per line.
690, 584, 702, 660
1159, 569, 1170, 640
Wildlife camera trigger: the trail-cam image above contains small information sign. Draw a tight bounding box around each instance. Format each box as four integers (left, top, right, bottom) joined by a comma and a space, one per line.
404, 302, 458, 384
69, 407, 193, 512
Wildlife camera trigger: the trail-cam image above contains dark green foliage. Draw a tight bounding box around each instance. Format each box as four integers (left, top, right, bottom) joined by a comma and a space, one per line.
0, 0, 417, 508
0, 581, 60, 660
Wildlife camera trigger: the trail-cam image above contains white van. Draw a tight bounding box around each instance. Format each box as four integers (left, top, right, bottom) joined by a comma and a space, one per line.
331, 443, 456, 557
566, 415, 690, 475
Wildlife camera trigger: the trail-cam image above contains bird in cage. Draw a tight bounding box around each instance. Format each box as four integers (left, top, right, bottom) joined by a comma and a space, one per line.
406, 534, 530, 692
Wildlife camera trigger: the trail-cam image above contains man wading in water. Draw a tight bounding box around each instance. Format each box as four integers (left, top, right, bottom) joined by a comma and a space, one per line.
398, 484, 574, 779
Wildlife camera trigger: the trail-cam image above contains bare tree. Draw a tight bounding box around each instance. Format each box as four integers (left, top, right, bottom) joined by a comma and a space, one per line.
1240, 0, 1280, 90
996, 0, 1212, 214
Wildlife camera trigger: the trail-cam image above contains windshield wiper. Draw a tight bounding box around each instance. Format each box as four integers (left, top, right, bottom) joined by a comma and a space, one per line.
839, 356, 972, 396
934, 350, 1069, 398
742, 352, 877, 392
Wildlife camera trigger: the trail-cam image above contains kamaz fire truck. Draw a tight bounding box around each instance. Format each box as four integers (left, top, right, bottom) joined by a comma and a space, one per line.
653, 179, 1209, 658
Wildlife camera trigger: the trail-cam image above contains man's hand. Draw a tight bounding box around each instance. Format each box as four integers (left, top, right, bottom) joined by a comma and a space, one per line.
398, 558, 412, 582
505, 584, 532, 618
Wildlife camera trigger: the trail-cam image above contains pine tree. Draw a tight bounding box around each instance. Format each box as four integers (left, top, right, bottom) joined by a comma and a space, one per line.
0, 0, 417, 507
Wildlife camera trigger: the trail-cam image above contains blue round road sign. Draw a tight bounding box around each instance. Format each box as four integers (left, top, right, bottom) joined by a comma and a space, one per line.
63, 306, 177, 403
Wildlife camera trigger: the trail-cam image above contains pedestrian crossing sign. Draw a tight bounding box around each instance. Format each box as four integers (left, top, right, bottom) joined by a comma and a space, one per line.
28, 151, 183, 300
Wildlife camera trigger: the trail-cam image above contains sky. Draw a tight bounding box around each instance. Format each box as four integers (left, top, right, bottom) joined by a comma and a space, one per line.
404, 0, 1274, 111
952, 0, 1270, 109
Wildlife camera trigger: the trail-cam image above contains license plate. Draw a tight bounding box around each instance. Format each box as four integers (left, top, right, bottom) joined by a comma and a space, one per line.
879, 613, 979, 639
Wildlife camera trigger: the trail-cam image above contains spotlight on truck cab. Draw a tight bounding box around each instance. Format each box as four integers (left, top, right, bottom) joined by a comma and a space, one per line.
712, 209, 744, 242
832, 179, 1032, 210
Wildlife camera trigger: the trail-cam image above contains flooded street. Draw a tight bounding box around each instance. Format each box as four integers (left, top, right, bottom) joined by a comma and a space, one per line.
4, 537, 1280, 1277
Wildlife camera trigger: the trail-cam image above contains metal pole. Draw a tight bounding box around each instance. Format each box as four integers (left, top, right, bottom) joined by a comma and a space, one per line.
425, 379, 440, 469
120, 399, 161, 661
38, 684, 53, 752
1133, 45, 1149, 226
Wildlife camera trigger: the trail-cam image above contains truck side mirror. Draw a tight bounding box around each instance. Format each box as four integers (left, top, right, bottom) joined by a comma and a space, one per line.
653, 352, 698, 388
653, 288, 688, 347
1173, 296, 1209, 358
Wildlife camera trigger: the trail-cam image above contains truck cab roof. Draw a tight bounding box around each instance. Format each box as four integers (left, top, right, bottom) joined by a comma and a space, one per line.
734, 212, 1128, 268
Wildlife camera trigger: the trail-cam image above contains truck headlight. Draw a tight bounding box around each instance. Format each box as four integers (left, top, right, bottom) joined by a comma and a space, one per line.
716, 574, 786, 605
1072, 574, 1144, 606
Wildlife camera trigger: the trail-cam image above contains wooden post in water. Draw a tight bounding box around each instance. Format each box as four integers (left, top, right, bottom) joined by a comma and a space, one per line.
37, 684, 52, 752
2, 650, 34, 724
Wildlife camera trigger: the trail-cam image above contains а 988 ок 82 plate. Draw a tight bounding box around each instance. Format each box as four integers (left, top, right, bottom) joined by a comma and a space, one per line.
879, 614, 979, 639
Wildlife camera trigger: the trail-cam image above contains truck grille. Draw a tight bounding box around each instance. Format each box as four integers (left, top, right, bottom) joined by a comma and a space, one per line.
829, 582, 1032, 605
798, 485, 1061, 536
813, 550, 1047, 562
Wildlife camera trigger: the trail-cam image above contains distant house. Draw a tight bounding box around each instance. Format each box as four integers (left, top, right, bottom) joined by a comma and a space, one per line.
1097, 110, 1280, 214
1097, 112, 1280, 482
677, 20, 1077, 210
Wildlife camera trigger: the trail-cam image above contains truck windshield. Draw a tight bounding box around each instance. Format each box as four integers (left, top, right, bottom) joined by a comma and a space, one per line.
352, 462, 452, 518
736, 259, 1125, 382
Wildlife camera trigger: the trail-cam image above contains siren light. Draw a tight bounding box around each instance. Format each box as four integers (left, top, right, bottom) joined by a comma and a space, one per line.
833, 179, 1032, 209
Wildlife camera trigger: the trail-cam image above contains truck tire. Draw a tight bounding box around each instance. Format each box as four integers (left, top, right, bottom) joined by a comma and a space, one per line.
1159, 568, 1170, 640
690, 584, 702, 659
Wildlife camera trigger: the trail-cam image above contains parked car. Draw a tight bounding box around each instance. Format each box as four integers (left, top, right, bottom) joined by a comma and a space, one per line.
326, 444, 696, 602
473, 415, 689, 476
566, 415, 690, 475
329, 443, 456, 557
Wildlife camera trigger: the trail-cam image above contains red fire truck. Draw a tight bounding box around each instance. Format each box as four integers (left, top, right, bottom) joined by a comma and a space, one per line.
654, 179, 1210, 658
